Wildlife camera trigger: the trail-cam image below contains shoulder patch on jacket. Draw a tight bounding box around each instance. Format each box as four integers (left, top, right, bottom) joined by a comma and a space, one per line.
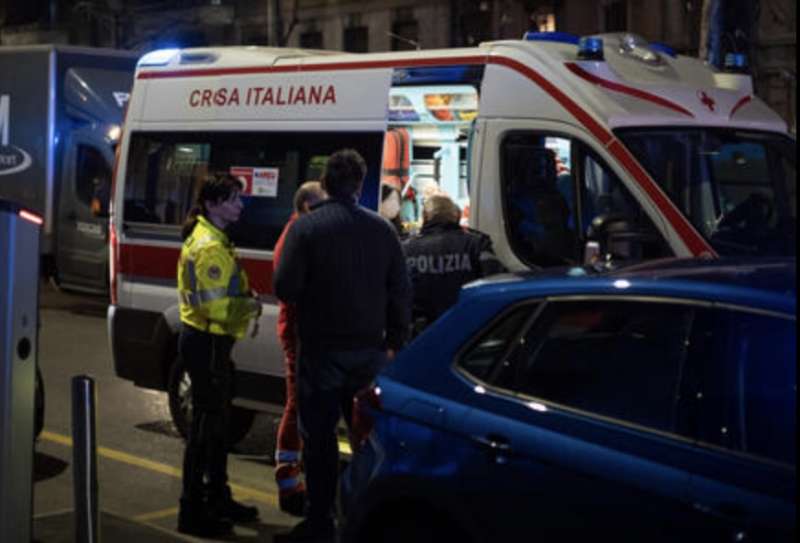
207, 265, 222, 281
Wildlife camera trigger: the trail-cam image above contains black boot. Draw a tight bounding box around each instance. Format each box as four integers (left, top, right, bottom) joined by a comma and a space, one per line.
279, 491, 307, 518
215, 486, 259, 523
178, 498, 234, 538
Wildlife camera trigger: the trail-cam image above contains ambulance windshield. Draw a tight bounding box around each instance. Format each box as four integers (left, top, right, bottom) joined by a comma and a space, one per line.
617, 128, 797, 257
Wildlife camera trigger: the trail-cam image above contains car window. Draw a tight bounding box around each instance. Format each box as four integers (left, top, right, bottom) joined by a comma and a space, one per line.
457, 304, 537, 382
687, 308, 796, 465
123, 131, 384, 249
494, 300, 694, 433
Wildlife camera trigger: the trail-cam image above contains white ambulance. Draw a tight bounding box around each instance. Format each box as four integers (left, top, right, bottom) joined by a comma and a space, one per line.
108, 32, 796, 442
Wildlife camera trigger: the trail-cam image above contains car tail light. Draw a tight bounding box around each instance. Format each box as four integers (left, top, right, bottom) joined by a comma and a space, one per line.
350, 384, 382, 453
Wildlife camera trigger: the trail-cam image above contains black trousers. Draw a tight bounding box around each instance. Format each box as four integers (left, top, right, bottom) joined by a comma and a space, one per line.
179, 324, 235, 506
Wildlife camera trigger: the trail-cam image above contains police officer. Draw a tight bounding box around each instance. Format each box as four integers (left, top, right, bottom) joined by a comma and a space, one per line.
177, 173, 261, 537
404, 194, 504, 331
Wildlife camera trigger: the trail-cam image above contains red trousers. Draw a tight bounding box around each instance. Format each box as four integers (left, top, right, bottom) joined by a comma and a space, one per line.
275, 354, 305, 497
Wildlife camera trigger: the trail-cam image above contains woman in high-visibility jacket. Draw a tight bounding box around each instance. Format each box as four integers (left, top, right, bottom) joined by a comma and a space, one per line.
176, 173, 261, 538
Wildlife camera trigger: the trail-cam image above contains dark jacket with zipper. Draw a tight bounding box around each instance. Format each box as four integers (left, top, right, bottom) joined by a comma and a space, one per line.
273, 197, 411, 353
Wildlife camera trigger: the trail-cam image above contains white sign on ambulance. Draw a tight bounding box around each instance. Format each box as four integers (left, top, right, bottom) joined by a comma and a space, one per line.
230, 166, 279, 198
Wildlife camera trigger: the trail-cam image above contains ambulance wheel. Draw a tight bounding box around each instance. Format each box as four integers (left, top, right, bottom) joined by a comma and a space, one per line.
167, 358, 255, 448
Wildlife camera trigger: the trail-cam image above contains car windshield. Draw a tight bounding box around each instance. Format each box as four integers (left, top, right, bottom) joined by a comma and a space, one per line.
616, 128, 797, 257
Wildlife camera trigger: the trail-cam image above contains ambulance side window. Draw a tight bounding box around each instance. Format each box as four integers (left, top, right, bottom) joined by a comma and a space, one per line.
123, 131, 384, 250
502, 133, 580, 268
501, 132, 668, 269
576, 145, 669, 260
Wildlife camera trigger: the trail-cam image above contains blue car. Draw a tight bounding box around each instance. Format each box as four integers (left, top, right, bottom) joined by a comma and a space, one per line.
342, 258, 796, 543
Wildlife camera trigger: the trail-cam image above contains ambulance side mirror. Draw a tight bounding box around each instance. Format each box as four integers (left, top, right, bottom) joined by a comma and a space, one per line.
585, 214, 649, 266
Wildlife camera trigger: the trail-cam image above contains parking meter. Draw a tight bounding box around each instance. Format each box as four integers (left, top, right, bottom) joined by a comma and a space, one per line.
0, 199, 42, 543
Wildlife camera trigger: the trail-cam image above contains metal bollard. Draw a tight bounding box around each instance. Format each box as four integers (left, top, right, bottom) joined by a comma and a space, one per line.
72, 375, 99, 543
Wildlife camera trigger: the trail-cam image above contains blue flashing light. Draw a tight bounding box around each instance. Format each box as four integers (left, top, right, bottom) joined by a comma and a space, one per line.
523, 31, 581, 46
650, 42, 677, 58
724, 53, 749, 73
392, 65, 485, 87
578, 37, 605, 61
138, 49, 180, 67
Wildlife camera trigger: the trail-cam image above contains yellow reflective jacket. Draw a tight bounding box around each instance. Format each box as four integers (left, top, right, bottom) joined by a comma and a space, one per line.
178, 215, 259, 338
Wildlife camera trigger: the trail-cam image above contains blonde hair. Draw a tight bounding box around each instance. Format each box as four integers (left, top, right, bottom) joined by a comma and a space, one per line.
423, 194, 461, 225
293, 181, 326, 213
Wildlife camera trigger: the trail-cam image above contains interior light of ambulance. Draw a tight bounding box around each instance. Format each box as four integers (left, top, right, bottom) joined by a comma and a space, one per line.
424, 93, 478, 122
577, 37, 604, 61
388, 94, 420, 122
523, 31, 581, 45
138, 49, 179, 67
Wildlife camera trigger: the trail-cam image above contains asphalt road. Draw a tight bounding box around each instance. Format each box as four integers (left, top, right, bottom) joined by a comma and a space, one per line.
33, 280, 300, 542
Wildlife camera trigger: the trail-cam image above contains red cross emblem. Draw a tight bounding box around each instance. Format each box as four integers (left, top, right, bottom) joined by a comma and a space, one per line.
698, 91, 716, 112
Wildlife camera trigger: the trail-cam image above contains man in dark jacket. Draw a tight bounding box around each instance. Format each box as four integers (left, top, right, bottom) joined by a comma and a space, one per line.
274, 149, 411, 542
404, 194, 504, 331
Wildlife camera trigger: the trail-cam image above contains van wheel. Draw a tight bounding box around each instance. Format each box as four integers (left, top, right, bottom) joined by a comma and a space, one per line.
167, 357, 255, 448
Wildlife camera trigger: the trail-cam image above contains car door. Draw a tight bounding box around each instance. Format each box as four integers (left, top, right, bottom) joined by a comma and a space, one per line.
56, 134, 113, 292
682, 308, 796, 542
454, 297, 703, 542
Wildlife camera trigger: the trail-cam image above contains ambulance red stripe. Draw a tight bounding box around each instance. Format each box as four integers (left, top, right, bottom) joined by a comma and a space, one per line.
130, 52, 714, 261
730, 95, 753, 119
564, 62, 695, 118
120, 243, 274, 294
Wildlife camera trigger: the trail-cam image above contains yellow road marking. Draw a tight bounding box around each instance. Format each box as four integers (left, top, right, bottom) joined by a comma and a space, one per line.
40, 430, 276, 507
133, 506, 180, 522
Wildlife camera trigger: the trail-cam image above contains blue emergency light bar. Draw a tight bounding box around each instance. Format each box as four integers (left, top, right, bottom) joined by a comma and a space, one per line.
392, 65, 485, 87
724, 53, 749, 73
650, 42, 677, 58
523, 31, 581, 45
138, 49, 179, 67
578, 37, 605, 61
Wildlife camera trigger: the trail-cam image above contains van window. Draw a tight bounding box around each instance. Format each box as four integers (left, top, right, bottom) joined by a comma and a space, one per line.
123, 131, 384, 250
76, 145, 111, 212
501, 133, 669, 268
493, 300, 693, 434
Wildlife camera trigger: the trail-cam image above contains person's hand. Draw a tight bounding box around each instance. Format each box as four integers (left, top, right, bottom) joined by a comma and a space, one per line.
386, 349, 397, 362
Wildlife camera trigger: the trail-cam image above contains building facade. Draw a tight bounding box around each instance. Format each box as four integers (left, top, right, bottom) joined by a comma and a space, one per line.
0, 0, 795, 127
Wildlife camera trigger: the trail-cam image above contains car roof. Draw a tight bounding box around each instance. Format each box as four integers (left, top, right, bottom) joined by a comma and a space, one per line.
462, 258, 797, 316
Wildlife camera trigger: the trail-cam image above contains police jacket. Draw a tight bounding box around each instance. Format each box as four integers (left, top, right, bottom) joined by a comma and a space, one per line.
178, 215, 260, 339
404, 221, 504, 324
273, 197, 411, 353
